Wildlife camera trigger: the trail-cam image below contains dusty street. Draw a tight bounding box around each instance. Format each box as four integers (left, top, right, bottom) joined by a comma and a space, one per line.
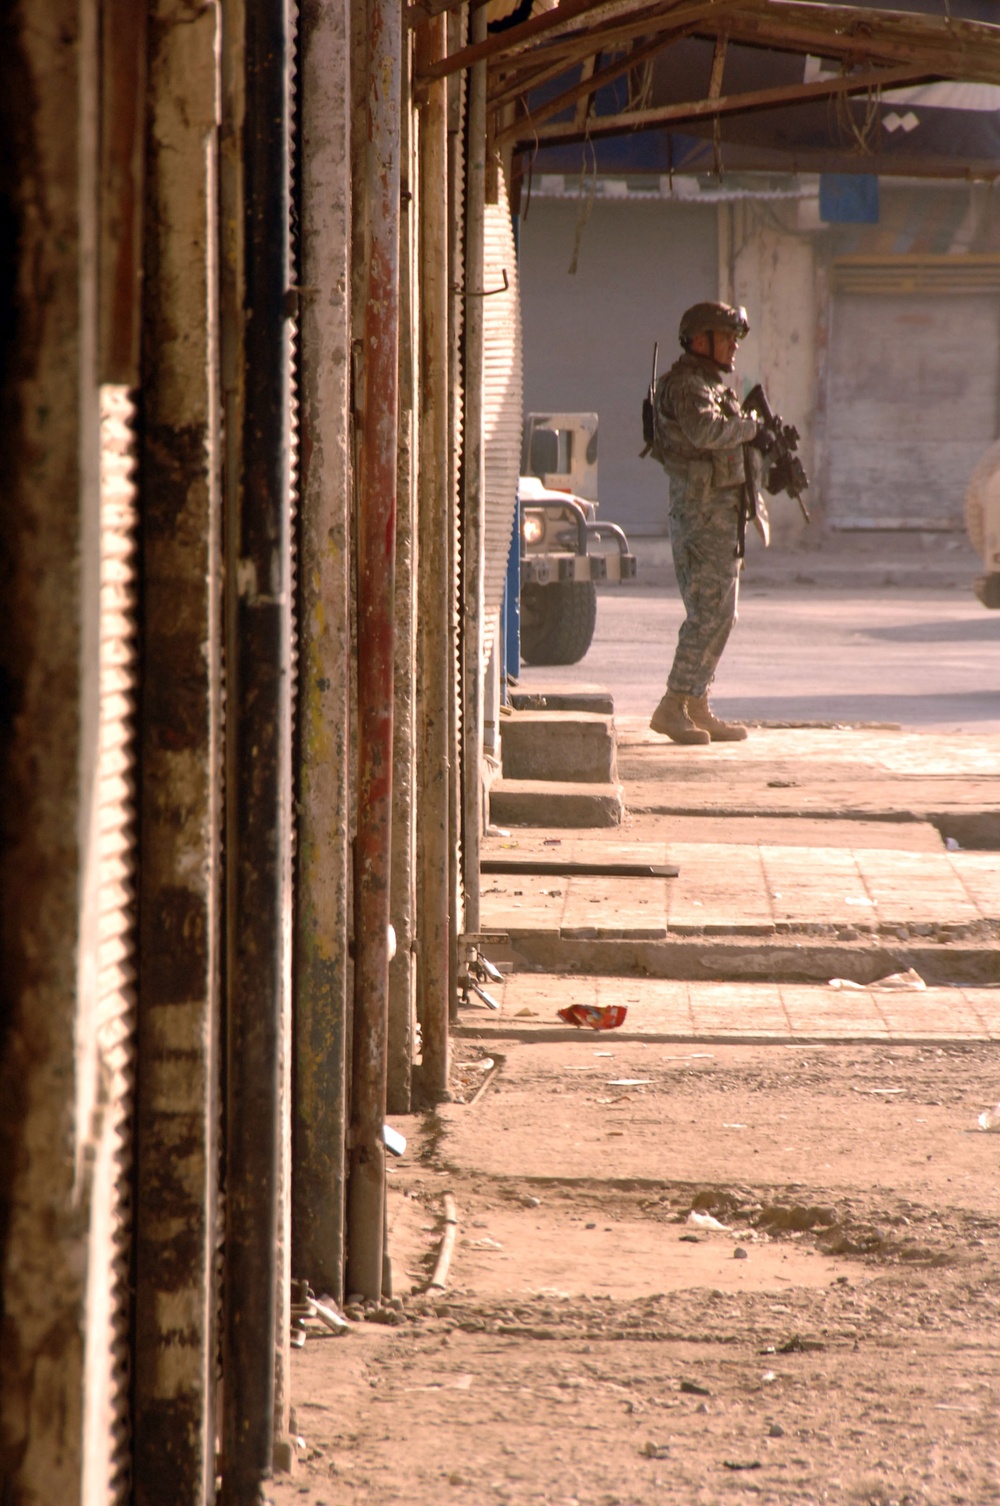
268, 555, 1000, 1506
522, 534, 1000, 734
269, 1033, 1000, 1506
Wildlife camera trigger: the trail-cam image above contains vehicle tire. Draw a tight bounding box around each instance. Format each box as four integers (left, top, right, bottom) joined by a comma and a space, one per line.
520, 580, 598, 666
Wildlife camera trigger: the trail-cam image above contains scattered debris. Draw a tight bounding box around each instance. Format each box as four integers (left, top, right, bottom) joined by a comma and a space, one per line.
687, 1211, 729, 1232
977, 1103, 1000, 1132
723, 1459, 762, 1471
557, 1003, 628, 1030
777, 1334, 825, 1354
428, 1195, 458, 1292
829, 968, 926, 991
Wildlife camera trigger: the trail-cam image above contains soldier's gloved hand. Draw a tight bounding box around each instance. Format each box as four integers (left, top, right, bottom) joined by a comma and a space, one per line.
750, 424, 776, 456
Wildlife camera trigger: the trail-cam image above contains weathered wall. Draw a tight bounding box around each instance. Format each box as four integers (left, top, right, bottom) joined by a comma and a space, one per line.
0, 3, 100, 1500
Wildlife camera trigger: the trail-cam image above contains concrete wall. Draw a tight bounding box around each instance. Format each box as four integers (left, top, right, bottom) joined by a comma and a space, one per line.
518, 198, 718, 534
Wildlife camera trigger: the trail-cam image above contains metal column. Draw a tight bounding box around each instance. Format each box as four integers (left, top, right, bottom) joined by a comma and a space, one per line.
219, 0, 294, 1493
415, 11, 452, 1099
460, 5, 487, 939
134, 3, 223, 1503
346, 0, 402, 1302
293, 0, 353, 1304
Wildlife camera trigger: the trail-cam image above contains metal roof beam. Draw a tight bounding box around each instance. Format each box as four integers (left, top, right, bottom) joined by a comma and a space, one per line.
497, 58, 941, 145
417, 0, 721, 79
488, 25, 691, 114
423, 0, 1000, 87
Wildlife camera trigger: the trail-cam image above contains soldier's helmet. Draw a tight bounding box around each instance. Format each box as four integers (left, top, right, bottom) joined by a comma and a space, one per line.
679, 301, 750, 346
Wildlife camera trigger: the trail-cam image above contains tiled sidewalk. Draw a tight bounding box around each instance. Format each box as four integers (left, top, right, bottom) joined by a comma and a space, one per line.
458, 974, 1000, 1044
480, 838, 1000, 939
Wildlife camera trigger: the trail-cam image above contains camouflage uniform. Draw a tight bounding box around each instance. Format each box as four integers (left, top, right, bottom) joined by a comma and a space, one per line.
654, 351, 758, 698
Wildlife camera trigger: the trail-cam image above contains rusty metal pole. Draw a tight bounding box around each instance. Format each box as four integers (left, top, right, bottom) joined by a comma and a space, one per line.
461, 3, 488, 941
446, 8, 466, 1023
415, 12, 451, 1098
346, 0, 402, 1302
292, 0, 353, 1303
134, 3, 222, 1503
219, 0, 293, 1492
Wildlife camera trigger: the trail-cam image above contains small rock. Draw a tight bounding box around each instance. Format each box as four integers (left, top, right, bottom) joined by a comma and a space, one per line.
640, 1441, 670, 1459
367, 1307, 405, 1326
733, 1246, 748, 1260
695, 1401, 709, 1414
521, 1195, 541, 1208
680, 1380, 711, 1396
768, 1422, 785, 1438
679, 1234, 700, 1244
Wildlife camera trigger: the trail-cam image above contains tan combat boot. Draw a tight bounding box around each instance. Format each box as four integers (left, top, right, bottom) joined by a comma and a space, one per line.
686, 693, 748, 742
650, 691, 710, 745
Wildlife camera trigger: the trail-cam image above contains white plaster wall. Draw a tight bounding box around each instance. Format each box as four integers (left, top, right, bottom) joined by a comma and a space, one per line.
518, 198, 719, 534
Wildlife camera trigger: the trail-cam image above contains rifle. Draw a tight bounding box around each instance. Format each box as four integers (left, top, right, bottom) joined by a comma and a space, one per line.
639, 341, 659, 458
742, 382, 811, 524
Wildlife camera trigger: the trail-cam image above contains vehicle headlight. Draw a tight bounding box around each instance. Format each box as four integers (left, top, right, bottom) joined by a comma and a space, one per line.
521, 512, 545, 546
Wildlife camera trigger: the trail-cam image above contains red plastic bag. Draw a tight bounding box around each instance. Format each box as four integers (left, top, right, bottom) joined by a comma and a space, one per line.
556, 1003, 628, 1031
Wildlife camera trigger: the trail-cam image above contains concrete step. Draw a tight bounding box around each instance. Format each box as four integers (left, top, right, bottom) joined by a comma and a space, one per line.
490, 778, 624, 829
501, 710, 618, 783
509, 684, 615, 715
500, 931, 1000, 988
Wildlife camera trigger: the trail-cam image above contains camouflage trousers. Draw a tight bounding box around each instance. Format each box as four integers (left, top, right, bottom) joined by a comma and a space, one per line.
665, 479, 742, 698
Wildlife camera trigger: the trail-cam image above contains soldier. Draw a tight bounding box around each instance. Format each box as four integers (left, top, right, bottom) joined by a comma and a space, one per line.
649, 301, 760, 746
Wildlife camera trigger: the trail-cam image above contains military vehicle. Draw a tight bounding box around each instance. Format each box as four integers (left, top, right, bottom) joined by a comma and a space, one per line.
518, 411, 636, 665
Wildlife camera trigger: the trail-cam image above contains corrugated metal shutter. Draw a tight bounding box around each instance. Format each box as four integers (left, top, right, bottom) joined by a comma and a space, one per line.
832, 255, 1000, 297
825, 273, 1000, 530
83, 385, 140, 1506
482, 166, 523, 659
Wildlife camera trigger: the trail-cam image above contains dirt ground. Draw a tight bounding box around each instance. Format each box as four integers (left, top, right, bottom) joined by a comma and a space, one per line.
268, 1029, 1000, 1506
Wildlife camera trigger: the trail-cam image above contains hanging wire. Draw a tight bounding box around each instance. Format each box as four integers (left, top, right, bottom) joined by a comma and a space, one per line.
627, 53, 654, 114
568, 127, 598, 274
833, 71, 883, 156
519, 104, 539, 222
